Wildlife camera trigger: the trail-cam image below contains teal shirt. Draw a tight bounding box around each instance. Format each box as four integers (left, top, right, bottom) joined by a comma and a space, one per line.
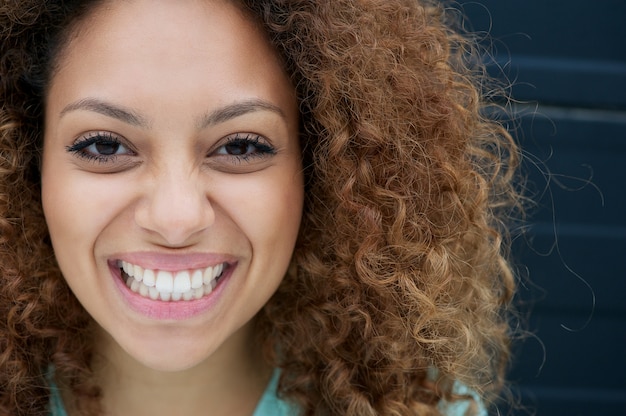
49, 370, 485, 416
48, 370, 295, 416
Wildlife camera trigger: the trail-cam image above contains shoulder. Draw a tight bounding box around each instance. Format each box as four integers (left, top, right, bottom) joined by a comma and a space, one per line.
254, 369, 487, 416
438, 380, 488, 416
47, 373, 68, 416
252, 370, 299, 416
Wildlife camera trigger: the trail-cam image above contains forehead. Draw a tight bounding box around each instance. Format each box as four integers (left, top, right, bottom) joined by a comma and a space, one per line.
47, 0, 293, 115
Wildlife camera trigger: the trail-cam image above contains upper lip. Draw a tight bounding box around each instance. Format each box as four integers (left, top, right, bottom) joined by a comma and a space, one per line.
108, 251, 237, 271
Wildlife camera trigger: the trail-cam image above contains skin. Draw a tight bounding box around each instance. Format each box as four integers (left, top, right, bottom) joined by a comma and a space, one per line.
41, 0, 303, 414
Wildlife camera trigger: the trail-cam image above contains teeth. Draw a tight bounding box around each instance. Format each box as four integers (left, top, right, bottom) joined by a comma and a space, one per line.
191, 269, 203, 289
139, 283, 149, 297
120, 260, 225, 302
214, 263, 223, 279
133, 264, 144, 282
173, 271, 191, 293
143, 269, 156, 287
203, 266, 214, 285
156, 270, 174, 293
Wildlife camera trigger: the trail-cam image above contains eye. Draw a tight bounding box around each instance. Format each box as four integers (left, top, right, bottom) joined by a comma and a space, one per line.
67, 131, 135, 162
213, 133, 275, 160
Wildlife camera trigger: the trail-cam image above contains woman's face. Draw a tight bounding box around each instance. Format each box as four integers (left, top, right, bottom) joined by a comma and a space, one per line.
42, 0, 303, 371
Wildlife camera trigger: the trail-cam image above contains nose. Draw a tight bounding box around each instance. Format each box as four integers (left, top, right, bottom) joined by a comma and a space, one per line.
135, 166, 214, 246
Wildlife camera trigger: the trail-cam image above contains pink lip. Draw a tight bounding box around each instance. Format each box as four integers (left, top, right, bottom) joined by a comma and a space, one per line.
108, 253, 236, 321
111, 251, 236, 271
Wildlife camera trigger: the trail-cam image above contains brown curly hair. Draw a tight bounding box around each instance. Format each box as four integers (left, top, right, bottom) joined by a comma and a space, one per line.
0, 0, 522, 415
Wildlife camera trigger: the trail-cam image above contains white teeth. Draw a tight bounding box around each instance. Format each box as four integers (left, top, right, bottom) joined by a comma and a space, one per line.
204, 284, 213, 295
139, 283, 149, 297
120, 261, 226, 302
143, 269, 156, 287
174, 271, 191, 293
191, 269, 203, 289
214, 263, 223, 279
203, 266, 214, 285
133, 264, 144, 282
149, 287, 159, 301
156, 270, 174, 293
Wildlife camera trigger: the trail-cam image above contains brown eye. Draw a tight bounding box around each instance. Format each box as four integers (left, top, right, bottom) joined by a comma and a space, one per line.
213, 134, 276, 159
95, 141, 122, 155
67, 132, 135, 162
223, 141, 251, 156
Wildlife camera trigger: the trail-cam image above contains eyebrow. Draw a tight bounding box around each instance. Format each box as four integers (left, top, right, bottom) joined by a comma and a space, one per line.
59, 97, 286, 129
60, 98, 148, 127
197, 99, 286, 129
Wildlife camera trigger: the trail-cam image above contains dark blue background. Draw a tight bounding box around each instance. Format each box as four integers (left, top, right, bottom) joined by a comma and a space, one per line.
456, 1, 626, 414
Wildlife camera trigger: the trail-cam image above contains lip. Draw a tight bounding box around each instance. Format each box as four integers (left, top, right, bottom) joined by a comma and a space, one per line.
108, 252, 237, 321
111, 251, 236, 271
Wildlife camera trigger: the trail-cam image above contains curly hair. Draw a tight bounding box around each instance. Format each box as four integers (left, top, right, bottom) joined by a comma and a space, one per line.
0, 0, 522, 415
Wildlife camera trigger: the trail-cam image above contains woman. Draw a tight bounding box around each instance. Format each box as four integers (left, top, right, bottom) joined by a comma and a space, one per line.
0, 0, 521, 415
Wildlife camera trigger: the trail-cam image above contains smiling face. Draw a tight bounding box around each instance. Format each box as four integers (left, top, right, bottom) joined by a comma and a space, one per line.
41, 0, 303, 372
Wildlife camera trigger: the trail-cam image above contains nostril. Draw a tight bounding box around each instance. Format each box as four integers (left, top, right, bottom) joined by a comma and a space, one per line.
134, 182, 214, 245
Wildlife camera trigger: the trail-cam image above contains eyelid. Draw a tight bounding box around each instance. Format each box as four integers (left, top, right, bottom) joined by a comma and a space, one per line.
67, 130, 127, 149
66, 131, 136, 163
211, 133, 276, 158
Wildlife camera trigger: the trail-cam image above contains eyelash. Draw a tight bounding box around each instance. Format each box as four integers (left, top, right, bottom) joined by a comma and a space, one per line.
66, 131, 131, 163
216, 133, 276, 161
66, 132, 276, 164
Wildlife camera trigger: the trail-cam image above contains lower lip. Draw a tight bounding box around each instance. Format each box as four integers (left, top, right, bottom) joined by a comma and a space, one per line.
109, 263, 231, 321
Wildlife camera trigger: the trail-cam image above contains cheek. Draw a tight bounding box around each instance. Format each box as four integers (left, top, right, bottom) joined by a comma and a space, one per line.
41, 162, 131, 256
41, 158, 76, 247
216, 169, 303, 256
